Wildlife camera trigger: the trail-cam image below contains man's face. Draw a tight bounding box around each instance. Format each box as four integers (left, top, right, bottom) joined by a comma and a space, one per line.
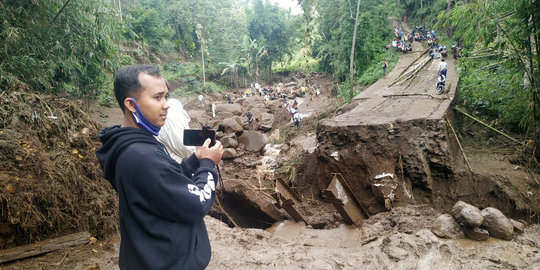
131, 73, 170, 127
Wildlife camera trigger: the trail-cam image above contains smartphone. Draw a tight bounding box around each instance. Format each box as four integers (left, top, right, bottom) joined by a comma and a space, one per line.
183, 128, 216, 147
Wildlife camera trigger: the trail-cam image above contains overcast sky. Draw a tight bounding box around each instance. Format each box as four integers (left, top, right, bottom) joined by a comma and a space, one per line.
268, 0, 303, 15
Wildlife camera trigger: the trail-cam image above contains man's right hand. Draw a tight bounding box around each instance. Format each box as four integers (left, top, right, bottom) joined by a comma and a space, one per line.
195, 139, 223, 165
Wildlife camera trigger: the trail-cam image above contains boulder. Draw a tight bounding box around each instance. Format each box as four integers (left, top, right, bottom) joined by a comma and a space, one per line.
285, 81, 297, 87
250, 107, 268, 120
221, 118, 243, 133
510, 219, 525, 234
463, 226, 489, 241
220, 136, 238, 148
242, 96, 265, 110
266, 100, 285, 113
216, 111, 234, 119
206, 120, 220, 130
259, 113, 275, 131
451, 201, 483, 227
238, 131, 267, 152
233, 116, 244, 127
216, 103, 243, 116
481, 207, 513, 240
188, 111, 211, 127
222, 148, 238, 159
431, 214, 464, 239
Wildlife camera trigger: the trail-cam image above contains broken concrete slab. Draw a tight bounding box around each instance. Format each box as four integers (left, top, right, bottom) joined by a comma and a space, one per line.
322, 173, 368, 225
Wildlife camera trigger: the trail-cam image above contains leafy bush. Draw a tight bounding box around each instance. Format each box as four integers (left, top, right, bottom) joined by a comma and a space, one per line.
457, 58, 528, 132
161, 62, 199, 81
0, 1, 121, 98
174, 78, 224, 96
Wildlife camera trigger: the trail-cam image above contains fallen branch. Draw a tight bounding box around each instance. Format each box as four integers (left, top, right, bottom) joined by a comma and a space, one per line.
390, 56, 431, 87
397, 47, 430, 78
454, 107, 523, 145
446, 118, 473, 172
383, 93, 436, 98
0, 232, 90, 264
214, 195, 239, 228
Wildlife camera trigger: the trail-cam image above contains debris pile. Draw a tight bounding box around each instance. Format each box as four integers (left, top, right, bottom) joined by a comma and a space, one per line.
0, 82, 118, 249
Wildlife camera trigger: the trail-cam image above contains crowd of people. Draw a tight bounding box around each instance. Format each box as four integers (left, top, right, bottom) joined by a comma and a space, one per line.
389, 27, 413, 53
227, 82, 311, 128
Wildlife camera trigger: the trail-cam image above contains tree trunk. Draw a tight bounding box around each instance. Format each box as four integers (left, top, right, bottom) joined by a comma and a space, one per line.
349, 0, 361, 101
234, 66, 239, 89
201, 44, 206, 86
255, 59, 259, 83
118, 0, 123, 22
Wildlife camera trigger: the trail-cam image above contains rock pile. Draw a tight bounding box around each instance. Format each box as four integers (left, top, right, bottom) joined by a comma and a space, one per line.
203, 95, 289, 159
431, 201, 525, 241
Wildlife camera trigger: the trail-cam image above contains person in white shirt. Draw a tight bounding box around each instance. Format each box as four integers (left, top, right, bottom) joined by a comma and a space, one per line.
198, 94, 204, 107
438, 58, 448, 77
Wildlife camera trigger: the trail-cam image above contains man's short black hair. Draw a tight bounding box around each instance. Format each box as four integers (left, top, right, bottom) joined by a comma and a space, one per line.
113, 65, 161, 112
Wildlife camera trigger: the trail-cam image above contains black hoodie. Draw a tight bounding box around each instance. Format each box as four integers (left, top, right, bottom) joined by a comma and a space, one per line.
96, 125, 217, 270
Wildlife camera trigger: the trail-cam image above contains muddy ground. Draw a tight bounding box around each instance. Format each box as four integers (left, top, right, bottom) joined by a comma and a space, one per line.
3, 40, 540, 269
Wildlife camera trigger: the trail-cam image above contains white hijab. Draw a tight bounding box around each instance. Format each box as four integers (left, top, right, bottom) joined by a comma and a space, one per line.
156, 98, 196, 163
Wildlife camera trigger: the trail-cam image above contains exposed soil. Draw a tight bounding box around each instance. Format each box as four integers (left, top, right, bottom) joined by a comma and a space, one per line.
3, 35, 540, 270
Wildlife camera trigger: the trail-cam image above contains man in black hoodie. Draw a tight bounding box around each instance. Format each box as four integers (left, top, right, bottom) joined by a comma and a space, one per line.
96, 65, 223, 269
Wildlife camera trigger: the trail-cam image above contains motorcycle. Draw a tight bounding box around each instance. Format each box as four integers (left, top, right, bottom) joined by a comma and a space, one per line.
436, 74, 446, 95
450, 43, 461, 59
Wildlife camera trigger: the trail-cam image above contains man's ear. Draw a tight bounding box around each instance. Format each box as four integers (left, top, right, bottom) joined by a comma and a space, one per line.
124, 98, 136, 114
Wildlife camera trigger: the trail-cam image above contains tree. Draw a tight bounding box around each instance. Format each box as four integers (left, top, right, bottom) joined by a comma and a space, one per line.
219, 56, 246, 89
247, 0, 293, 80
349, 0, 361, 100
195, 23, 207, 85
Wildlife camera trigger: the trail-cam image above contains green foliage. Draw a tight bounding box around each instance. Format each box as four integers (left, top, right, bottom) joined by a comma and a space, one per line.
160, 61, 199, 81
457, 58, 528, 132
438, 0, 540, 159
176, 78, 224, 96
124, 3, 173, 53
313, 0, 400, 82
246, 0, 296, 79
355, 50, 399, 85
0, 1, 122, 97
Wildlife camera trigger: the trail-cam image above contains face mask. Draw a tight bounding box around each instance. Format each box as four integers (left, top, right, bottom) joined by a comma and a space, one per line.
129, 97, 161, 136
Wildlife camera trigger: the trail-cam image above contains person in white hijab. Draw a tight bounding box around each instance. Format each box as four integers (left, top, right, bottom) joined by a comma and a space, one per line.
156, 98, 196, 163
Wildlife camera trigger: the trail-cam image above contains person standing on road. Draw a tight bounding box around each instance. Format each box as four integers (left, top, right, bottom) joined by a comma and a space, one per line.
438, 58, 448, 77
382, 60, 388, 77
96, 65, 224, 270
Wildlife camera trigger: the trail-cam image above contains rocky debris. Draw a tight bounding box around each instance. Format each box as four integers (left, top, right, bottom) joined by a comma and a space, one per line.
463, 226, 490, 241
221, 118, 243, 133
222, 148, 238, 159
431, 202, 525, 242
431, 214, 465, 239
220, 136, 239, 148
258, 113, 275, 131
481, 207, 514, 240
216, 103, 243, 116
510, 219, 525, 233
238, 131, 267, 152
451, 201, 483, 227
